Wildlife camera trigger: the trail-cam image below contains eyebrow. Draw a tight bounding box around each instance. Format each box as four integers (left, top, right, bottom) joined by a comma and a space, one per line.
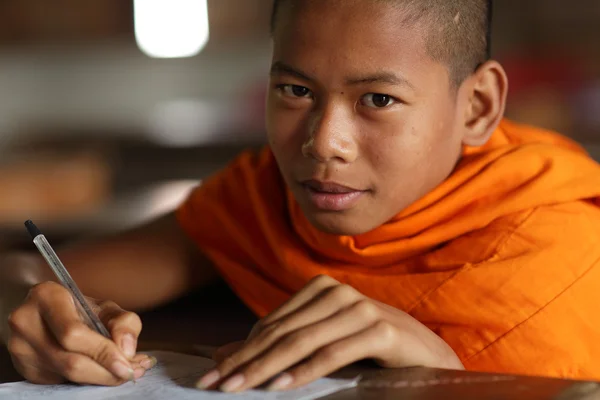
270, 62, 316, 83
345, 72, 415, 90
270, 61, 415, 91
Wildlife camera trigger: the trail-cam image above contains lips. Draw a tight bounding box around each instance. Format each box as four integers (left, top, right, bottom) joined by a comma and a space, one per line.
300, 180, 366, 211
303, 180, 359, 194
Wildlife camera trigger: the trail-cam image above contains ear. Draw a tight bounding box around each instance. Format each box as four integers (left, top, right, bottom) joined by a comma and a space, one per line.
460, 60, 508, 147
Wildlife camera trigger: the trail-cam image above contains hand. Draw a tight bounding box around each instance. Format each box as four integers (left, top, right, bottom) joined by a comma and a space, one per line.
196, 275, 463, 392
6, 281, 157, 385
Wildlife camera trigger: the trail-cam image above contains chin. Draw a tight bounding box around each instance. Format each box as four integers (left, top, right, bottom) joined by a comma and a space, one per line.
304, 211, 377, 236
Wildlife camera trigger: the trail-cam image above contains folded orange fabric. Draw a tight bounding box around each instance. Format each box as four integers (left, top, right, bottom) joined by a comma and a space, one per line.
177, 119, 600, 380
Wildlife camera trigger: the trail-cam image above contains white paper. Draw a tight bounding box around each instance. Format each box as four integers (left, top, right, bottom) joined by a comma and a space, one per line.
0, 351, 358, 400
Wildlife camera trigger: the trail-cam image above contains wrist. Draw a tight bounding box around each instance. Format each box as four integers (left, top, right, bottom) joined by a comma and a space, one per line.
0, 252, 51, 343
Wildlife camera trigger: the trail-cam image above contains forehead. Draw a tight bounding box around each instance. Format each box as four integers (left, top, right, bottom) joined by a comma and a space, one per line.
271, 0, 448, 90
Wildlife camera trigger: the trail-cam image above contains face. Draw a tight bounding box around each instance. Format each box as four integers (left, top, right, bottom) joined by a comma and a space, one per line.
267, 0, 469, 235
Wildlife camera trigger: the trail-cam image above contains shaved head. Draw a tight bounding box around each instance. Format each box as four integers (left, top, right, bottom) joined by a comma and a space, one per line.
270, 0, 493, 87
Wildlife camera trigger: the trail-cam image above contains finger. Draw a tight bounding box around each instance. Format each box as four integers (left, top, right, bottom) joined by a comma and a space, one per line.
217, 285, 362, 380
120, 353, 152, 379
213, 342, 245, 363
34, 283, 135, 381
268, 321, 397, 391
7, 334, 65, 385
8, 302, 67, 384
196, 276, 347, 391
9, 292, 145, 385
259, 275, 340, 328
52, 351, 133, 386
97, 300, 143, 360
11, 306, 129, 386
11, 358, 65, 385
218, 300, 379, 392
132, 353, 158, 370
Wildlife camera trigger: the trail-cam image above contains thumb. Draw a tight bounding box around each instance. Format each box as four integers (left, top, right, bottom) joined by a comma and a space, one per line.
96, 300, 142, 360
212, 341, 245, 363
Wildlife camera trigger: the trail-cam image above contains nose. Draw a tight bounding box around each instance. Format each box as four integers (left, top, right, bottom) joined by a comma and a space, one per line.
301, 104, 358, 164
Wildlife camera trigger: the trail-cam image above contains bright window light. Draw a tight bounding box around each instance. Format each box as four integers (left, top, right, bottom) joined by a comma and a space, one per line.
134, 0, 209, 59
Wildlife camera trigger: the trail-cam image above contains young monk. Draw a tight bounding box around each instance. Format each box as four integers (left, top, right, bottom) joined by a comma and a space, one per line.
3, 0, 600, 393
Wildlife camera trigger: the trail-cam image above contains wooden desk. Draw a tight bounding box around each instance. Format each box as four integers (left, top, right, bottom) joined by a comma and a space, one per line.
2, 284, 599, 399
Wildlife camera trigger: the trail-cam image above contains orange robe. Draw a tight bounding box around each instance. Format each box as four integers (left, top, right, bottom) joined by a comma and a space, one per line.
177, 119, 600, 380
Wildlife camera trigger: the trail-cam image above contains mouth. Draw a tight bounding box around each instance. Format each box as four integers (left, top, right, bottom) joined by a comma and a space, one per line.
302, 180, 362, 193
300, 180, 367, 211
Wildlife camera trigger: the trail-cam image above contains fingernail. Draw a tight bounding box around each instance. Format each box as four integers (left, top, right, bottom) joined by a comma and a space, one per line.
267, 373, 294, 391
220, 373, 245, 392
140, 356, 158, 370
121, 334, 136, 359
196, 369, 220, 389
111, 360, 135, 381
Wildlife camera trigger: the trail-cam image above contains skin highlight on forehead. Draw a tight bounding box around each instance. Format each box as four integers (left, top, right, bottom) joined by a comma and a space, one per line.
270, 0, 491, 87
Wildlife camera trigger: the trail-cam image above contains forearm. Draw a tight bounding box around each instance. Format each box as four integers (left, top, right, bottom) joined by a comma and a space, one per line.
59, 226, 216, 311
1, 213, 218, 324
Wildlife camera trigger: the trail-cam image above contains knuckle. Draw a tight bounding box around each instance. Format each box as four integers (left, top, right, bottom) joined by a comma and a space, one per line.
373, 320, 396, 341
6, 336, 29, 358
7, 308, 29, 334
96, 300, 120, 319
121, 311, 141, 326
61, 354, 86, 379
352, 300, 379, 320
309, 274, 338, 288
29, 281, 61, 298
246, 320, 283, 349
107, 311, 141, 331
91, 340, 120, 364
316, 344, 343, 365
330, 284, 358, 301
219, 355, 240, 373
59, 324, 87, 349
97, 299, 118, 309
282, 331, 312, 353
240, 357, 264, 377
258, 321, 282, 342
27, 283, 47, 298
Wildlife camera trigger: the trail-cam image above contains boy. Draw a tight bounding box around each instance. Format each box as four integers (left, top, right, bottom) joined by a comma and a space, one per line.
3, 0, 600, 393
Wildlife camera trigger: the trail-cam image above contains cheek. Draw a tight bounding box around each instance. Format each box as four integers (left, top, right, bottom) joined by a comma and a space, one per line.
367, 134, 430, 179
362, 109, 457, 195
267, 97, 295, 147
266, 95, 309, 165
362, 116, 433, 175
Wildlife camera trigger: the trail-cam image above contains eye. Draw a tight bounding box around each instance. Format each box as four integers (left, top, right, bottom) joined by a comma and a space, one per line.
361, 93, 396, 108
278, 84, 313, 98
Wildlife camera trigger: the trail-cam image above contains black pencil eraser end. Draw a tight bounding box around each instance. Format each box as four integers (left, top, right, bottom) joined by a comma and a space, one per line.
25, 220, 42, 239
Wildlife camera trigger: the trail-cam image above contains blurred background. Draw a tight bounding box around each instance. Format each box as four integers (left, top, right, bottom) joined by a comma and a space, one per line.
0, 0, 598, 248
